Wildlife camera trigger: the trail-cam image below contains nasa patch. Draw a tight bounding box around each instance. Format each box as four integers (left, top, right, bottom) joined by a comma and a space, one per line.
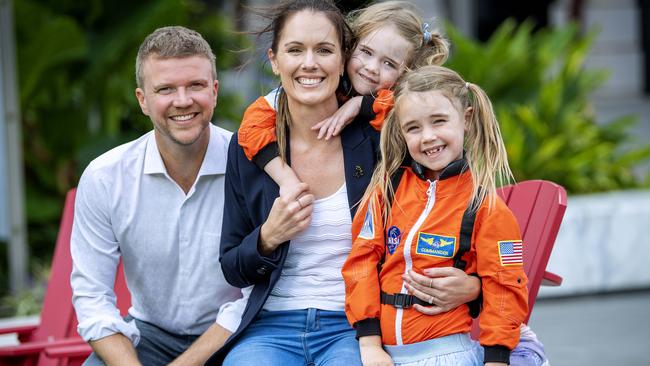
386, 226, 401, 254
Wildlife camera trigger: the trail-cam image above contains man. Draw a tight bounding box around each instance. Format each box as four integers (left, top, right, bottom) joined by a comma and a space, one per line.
70, 26, 243, 365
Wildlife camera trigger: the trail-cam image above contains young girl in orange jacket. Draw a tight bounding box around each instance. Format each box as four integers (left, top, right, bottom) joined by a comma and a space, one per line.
342, 64, 529, 366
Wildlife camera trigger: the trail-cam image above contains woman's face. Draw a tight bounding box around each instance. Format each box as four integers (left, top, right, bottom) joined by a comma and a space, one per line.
268, 10, 344, 110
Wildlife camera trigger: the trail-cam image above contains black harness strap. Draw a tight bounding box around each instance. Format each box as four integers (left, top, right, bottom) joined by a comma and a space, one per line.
380, 291, 431, 308
454, 187, 483, 317
387, 166, 406, 208
454, 187, 482, 271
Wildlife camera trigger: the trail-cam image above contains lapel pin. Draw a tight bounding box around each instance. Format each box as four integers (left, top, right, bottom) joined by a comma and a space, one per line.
354, 165, 364, 178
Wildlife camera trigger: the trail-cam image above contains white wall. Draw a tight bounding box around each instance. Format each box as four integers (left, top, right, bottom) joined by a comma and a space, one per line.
539, 190, 650, 297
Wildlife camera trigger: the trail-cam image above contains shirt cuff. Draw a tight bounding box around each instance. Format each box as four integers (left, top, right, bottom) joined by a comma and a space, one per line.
354, 318, 381, 339
483, 345, 511, 364
215, 287, 251, 333
77, 315, 140, 346
359, 95, 376, 121
252, 142, 280, 170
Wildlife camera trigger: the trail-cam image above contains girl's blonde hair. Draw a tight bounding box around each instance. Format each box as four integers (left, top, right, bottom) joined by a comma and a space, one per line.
365, 65, 514, 221
347, 0, 449, 70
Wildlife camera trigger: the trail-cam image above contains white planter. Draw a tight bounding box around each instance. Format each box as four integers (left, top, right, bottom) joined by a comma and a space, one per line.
538, 189, 650, 298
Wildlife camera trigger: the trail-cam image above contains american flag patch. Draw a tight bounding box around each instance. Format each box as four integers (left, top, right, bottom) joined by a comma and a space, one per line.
498, 240, 523, 266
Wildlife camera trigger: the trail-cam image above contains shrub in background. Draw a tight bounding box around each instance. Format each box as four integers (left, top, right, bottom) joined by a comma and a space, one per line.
446, 20, 650, 193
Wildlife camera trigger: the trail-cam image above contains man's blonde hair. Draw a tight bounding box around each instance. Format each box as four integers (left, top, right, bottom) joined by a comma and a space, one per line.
135, 26, 216, 88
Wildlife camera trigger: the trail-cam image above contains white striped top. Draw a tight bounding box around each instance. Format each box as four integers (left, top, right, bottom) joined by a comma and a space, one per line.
263, 183, 352, 311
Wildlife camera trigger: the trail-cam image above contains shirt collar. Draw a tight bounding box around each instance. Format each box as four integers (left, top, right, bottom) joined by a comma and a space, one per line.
143, 132, 167, 175
143, 124, 227, 177
197, 124, 227, 176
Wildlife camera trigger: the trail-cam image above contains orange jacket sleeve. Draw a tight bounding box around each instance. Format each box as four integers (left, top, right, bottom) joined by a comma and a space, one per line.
342, 192, 386, 337
473, 198, 529, 353
238, 95, 278, 164
359, 89, 394, 132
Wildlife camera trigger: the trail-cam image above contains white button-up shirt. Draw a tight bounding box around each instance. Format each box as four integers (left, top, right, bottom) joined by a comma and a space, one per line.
70, 123, 243, 343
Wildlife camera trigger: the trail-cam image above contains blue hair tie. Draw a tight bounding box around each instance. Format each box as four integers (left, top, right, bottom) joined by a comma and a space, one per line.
422, 23, 432, 44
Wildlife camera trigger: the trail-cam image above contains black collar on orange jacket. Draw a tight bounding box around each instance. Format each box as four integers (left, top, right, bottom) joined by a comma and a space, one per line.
409, 156, 469, 181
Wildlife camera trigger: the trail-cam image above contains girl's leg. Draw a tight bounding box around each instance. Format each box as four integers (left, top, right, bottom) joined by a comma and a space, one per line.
509, 324, 548, 366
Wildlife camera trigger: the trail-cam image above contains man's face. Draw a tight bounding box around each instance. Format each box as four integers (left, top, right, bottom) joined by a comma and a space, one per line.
135, 55, 218, 149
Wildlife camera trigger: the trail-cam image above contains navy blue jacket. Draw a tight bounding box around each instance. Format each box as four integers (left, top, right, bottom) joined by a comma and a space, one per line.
206, 119, 379, 365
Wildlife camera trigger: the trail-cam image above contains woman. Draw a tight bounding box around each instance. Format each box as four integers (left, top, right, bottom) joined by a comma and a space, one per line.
208, 1, 480, 365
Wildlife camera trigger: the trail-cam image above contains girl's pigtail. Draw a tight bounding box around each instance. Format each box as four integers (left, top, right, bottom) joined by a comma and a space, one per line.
425, 31, 449, 66
410, 23, 449, 69
360, 108, 408, 226
464, 82, 514, 211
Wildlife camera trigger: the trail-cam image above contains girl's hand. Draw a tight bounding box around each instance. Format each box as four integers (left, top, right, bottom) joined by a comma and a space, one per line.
359, 336, 394, 366
259, 183, 314, 255
403, 267, 481, 315
312, 96, 363, 140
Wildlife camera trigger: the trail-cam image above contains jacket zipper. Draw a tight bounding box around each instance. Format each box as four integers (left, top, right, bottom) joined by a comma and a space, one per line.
394, 180, 437, 345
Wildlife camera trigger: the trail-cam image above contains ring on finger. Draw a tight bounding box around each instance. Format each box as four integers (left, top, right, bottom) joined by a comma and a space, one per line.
428, 295, 434, 305
429, 278, 433, 288
296, 198, 303, 209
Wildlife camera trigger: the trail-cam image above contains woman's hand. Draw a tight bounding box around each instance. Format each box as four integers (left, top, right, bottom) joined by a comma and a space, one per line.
359, 336, 394, 366
259, 183, 314, 255
403, 267, 481, 315
311, 96, 363, 140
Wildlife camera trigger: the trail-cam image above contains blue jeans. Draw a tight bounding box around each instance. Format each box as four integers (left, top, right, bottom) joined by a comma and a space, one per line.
83, 316, 199, 366
223, 308, 361, 366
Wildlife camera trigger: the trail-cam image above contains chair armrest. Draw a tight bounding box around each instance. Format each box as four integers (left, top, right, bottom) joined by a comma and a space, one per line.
45, 342, 92, 358
541, 270, 563, 286
0, 323, 38, 337
0, 337, 85, 357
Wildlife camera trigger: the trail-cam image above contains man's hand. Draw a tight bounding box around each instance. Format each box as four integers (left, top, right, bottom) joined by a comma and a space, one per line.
168, 323, 232, 366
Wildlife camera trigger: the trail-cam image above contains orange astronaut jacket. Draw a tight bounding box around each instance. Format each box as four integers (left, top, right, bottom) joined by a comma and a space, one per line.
342, 160, 529, 357
237, 89, 393, 166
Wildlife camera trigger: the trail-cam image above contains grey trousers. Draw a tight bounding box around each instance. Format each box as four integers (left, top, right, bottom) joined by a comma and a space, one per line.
83, 316, 200, 366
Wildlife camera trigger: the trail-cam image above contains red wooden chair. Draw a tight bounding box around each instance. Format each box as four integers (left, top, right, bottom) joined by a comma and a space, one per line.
471, 180, 567, 338
0, 189, 131, 366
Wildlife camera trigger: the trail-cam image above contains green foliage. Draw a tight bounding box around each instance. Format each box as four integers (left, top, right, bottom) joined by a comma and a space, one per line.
0, 263, 48, 317
446, 20, 650, 193
5, 0, 247, 313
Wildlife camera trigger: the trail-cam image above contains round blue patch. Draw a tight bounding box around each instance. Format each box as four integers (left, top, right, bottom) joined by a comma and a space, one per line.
386, 226, 402, 255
